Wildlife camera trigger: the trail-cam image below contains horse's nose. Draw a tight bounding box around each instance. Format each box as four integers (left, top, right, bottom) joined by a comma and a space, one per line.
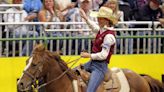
17, 82, 25, 90
20, 82, 24, 86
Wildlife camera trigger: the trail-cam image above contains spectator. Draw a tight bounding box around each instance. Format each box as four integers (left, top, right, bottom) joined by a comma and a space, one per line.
159, 3, 164, 24
104, 0, 123, 21
38, 0, 64, 52
99, 0, 108, 7
23, 0, 42, 21
0, 0, 9, 55
54, 0, 71, 11
134, 0, 162, 21
23, 0, 42, 33
127, 0, 148, 9
60, 0, 78, 12
22, 0, 43, 55
104, 0, 133, 54
134, 0, 163, 53
0, 0, 9, 11
118, 0, 132, 21
124, 0, 148, 20
65, 0, 97, 54
157, 3, 164, 53
92, 0, 103, 11
3, 0, 39, 56
134, 0, 162, 33
0, 0, 12, 4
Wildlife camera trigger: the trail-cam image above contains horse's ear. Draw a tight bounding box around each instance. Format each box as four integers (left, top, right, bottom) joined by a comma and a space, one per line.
33, 44, 47, 52
55, 50, 63, 55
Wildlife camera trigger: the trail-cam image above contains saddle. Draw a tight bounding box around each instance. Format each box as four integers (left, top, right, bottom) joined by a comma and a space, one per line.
74, 66, 130, 92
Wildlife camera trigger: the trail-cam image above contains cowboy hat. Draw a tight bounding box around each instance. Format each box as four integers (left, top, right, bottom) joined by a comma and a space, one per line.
90, 7, 118, 24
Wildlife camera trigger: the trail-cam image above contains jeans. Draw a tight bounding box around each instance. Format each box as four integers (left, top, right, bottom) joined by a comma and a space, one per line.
83, 60, 108, 92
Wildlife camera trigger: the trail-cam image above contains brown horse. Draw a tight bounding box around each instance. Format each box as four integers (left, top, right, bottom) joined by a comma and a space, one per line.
141, 74, 164, 92
17, 44, 164, 92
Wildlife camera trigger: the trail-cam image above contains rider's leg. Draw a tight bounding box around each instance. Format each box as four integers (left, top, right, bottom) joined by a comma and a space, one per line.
86, 69, 104, 92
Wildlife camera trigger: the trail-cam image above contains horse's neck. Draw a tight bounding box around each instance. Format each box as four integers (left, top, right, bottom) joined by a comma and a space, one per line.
45, 64, 73, 92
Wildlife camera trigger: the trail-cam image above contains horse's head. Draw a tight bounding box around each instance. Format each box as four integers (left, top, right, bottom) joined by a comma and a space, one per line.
17, 44, 61, 91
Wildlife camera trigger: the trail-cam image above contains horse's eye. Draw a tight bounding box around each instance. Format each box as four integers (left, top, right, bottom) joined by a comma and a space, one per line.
32, 63, 37, 67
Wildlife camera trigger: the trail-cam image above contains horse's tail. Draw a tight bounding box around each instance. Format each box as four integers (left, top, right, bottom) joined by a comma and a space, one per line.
141, 74, 164, 92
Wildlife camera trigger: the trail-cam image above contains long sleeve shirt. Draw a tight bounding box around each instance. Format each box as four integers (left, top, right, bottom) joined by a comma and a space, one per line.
86, 19, 116, 60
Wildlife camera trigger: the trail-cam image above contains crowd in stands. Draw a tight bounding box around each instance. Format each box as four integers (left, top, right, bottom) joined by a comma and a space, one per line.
0, 0, 164, 56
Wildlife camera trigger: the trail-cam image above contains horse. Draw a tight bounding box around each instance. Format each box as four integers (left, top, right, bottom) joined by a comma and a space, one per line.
141, 74, 164, 92
17, 44, 164, 92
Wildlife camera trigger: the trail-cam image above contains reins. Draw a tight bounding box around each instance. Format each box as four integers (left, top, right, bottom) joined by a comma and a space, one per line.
35, 57, 81, 90
66, 57, 81, 64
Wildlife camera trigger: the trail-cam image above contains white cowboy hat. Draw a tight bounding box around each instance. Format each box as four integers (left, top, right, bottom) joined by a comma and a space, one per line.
90, 7, 118, 24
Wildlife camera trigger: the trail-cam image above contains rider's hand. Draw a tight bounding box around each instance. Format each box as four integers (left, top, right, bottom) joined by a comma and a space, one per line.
80, 52, 91, 58
79, 8, 88, 21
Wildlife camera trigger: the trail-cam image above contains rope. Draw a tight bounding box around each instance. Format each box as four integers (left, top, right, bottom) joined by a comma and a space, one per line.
66, 57, 81, 64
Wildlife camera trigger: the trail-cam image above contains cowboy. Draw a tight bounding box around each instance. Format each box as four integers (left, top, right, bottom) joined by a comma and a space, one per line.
79, 6, 117, 92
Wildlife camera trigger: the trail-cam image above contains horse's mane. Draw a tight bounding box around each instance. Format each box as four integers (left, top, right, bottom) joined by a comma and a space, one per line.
32, 44, 77, 80
32, 44, 62, 63
141, 74, 164, 92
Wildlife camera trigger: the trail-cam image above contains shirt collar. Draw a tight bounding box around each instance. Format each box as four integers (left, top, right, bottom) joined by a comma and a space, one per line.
100, 25, 114, 34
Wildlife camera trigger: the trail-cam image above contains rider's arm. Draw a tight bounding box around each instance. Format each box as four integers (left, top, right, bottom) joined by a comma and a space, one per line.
79, 8, 99, 32
85, 19, 100, 32
91, 34, 116, 60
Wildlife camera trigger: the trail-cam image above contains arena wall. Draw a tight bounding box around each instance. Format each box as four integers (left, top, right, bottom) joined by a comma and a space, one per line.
0, 54, 163, 92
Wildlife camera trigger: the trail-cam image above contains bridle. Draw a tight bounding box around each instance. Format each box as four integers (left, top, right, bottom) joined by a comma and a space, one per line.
23, 70, 38, 88
19, 61, 43, 92
20, 57, 81, 91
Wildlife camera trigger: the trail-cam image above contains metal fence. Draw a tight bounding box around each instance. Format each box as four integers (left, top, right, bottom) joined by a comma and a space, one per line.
0, 21, 164, 57
0, 4, 164, 57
